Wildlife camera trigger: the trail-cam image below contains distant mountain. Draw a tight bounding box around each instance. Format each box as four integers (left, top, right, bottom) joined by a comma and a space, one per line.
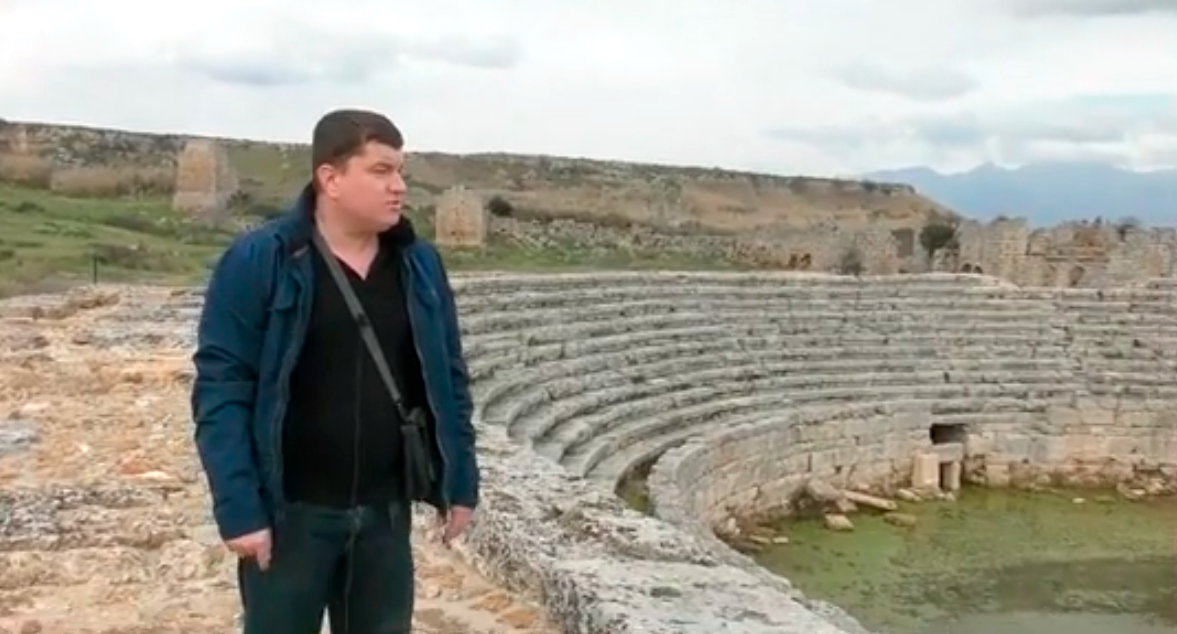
862, 162, 1177, 227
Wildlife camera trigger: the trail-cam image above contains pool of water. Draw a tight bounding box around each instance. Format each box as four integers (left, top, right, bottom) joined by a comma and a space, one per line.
917, 612, 1173, 634
754, 488, 1176, 634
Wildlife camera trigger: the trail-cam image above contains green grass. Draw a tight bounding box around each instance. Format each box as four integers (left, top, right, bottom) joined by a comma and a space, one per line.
0, 184, 231, 296
0, 183, 745, 298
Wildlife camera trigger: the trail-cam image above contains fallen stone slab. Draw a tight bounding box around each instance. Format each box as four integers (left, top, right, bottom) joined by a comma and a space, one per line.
0, 417, 37, 458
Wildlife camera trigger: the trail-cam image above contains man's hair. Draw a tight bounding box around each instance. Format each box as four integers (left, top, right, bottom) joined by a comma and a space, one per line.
311, 109, 404, 188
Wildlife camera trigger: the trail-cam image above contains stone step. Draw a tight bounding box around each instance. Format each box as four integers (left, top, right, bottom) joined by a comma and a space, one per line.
465, 311, 1069, 349
565, 393, 790, 479
516, 360, 1081, 450
565, 387, 1075, 481
450, 271, 999, 297
1086, 383, 1177, 398
585, 398, 828, 488
932, 411, 1041, 430
531, 375, 1079, 472
455, 288, 1061, 314
458, 302, 1062, 336
479, 339, 1078, 426
465, 327, 1076, 379
468, 318, 1069, 349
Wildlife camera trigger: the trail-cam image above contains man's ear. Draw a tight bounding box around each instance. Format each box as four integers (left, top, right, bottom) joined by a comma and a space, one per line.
314, 163, 339, 196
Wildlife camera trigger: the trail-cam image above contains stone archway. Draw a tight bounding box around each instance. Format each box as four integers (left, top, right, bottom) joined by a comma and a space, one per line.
1068, 265, 1086, 287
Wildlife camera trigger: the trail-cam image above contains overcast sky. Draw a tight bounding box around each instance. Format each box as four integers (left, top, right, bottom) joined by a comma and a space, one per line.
0, 0, 1174, 177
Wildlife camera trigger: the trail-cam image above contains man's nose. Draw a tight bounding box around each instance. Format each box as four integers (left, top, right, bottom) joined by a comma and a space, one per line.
389, 173, 407, 193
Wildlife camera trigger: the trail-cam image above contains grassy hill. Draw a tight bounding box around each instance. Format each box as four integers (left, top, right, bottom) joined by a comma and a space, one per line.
0, 183, 742, 298
0, 118, 961, 297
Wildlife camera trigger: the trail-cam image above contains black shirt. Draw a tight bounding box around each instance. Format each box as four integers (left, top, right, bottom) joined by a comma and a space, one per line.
282, 238, 428, 508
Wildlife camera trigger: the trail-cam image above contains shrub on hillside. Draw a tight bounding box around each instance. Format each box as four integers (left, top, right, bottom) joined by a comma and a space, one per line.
836, 246, 865, 276
919, 221, 958, 259
0, 154, 53, 188
486, 195, 515, 217
50, 167, 174, 198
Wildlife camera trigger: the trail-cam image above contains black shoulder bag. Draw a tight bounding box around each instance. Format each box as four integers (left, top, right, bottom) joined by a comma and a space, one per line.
310, 229, 438, 502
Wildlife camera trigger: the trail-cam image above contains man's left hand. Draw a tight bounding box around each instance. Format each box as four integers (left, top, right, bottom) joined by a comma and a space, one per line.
439, 506, 474, 547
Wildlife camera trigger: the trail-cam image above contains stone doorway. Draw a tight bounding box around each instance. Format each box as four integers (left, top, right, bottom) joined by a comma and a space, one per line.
913, 423, 966, 492
930, 423, 967, 445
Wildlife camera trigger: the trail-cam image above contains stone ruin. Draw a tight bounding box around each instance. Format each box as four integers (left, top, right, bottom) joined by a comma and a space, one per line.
1, 272, 1175, 633
171, 139, 239, 221
434, 185, 488, 247
952, 217, 1176, 287
486, 211, 1176, 288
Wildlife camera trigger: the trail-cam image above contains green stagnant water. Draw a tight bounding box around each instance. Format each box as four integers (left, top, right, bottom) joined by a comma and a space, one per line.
754, 488, 1176, 634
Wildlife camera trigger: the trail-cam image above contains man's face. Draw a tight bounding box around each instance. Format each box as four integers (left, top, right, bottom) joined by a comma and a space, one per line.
319, 141, 407, 231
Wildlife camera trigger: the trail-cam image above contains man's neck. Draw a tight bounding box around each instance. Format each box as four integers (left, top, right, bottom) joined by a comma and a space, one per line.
313, 201, 379, 257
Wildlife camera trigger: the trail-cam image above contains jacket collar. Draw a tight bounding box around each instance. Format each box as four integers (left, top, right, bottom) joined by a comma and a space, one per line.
276, 183, 417, 255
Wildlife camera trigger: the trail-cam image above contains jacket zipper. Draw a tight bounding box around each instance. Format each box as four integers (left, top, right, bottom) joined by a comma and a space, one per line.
270, 266, 312, 524
404, 258, 450, 507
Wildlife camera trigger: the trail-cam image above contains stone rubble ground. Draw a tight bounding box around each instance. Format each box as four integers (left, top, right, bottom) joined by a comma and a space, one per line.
0, 286, 557, 634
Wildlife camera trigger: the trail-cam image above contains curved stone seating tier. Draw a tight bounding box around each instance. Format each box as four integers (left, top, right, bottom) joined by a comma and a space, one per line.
442, 272, 1177, 634
428, 272, 1177, 633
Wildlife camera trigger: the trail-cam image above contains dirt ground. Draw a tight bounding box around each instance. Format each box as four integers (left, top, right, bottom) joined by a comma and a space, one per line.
0, 286, 556, 634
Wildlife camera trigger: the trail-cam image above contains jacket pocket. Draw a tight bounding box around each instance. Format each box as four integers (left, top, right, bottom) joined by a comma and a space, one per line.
269, 278, 297, 313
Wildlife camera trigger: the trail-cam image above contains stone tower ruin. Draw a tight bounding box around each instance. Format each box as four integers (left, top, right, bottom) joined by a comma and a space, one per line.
434, 185, 488, 247
172, 139, 239, 220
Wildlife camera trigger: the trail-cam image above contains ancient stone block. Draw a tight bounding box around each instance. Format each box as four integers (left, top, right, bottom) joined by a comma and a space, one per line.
910, 452, 940, 490
435, 186, 488, 247
942, 460, 962, 491
172, 139, 239, 220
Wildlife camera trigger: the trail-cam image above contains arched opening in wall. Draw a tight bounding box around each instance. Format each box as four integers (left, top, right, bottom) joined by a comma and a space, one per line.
930, 423, 966, 445
960, 263, 974, 273
799, 253, 812, 270
973, 265, 984, 275
1068, 265, 1086, 287
786, 254, 799, 270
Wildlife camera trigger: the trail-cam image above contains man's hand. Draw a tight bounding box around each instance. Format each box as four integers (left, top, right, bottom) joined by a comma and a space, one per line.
225, 528, 272, 571
437, 506, 474, 547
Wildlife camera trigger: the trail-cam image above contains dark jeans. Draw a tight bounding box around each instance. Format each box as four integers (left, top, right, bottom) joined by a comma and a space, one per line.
238, 501, 415, 634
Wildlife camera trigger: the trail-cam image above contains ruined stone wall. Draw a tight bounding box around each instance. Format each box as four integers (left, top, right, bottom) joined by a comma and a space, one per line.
491, 212, 1174, 285
953, 219, 1176, 286
491, 217, 907, 273
435, 186, 489, 246
171, 139, 239, 220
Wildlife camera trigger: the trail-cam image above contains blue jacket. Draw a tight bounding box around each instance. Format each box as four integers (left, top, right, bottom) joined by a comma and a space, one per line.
190, 187, 479, 540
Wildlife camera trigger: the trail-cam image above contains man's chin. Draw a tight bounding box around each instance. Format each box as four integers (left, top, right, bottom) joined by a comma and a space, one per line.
376, 210, 403, 229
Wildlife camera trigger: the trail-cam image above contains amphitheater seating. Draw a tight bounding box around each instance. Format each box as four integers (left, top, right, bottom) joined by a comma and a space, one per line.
446, 272, 1177, 634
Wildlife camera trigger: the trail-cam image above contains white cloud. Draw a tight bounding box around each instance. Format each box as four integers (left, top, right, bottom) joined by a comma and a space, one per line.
0, 0, 1174, 177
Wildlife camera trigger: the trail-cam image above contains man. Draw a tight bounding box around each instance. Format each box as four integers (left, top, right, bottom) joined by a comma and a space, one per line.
191, 109, 479, 634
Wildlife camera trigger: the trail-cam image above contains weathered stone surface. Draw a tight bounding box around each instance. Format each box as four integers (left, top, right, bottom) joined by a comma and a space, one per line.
435, 185, 488, 247
3, 271, 1176, 634
0, 417, 35, 458
0, 287, 557, 634
171, 139, 239, 220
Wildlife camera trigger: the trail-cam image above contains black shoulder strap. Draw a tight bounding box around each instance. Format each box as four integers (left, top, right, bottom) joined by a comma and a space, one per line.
310, 229, 409, 419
